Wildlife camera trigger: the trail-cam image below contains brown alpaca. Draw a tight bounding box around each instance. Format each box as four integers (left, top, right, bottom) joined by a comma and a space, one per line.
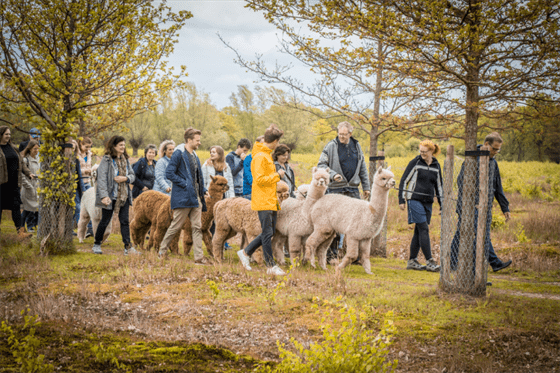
212, 181, 290, 264
181, 175, 229, 256
130, 190, 176, 251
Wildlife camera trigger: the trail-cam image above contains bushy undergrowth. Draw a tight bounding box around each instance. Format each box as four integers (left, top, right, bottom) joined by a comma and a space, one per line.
256, 297, 398, 373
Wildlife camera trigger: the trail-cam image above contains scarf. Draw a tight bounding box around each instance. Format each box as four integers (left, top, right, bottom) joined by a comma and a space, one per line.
115, 155, 128, 211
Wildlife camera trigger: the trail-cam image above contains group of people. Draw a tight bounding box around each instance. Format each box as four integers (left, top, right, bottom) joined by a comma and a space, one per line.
0, 122, 512, 277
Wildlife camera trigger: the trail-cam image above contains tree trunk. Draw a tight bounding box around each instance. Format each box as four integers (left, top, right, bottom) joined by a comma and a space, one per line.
37, 137, 76, 255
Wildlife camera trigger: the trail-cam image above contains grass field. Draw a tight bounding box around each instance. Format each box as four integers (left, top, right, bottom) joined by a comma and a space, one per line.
1, 152, 559, 372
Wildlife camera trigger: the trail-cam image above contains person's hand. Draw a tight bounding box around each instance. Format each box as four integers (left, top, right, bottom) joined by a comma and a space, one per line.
363, 191, 370, 200
240, 152, 247, 161
334, 174, 343, 182
101, 197, 111, 206
114, 176, 127, 183
277, 169, 285, 178
166, 187, 172, 193
205, 191, 209, 198
399, 204, 405, 211
504, 212, 511, 222
142, 186, 148, 191
30, 174, 36, 180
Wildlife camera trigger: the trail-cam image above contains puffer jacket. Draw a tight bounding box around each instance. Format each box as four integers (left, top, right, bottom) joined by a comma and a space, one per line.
251, 142, 281, 211
0, 143, 32, 188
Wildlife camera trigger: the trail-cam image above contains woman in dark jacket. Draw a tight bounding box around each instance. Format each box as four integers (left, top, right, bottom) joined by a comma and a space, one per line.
92, 136, 137, 255
398, 140, 444, 272
132, 144, 157, 199
0, 126, 33, 236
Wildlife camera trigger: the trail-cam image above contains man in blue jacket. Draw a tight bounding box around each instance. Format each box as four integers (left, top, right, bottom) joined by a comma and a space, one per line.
226, 138, 251, 197
242, 135, 264, 200
158, 128, 208, 264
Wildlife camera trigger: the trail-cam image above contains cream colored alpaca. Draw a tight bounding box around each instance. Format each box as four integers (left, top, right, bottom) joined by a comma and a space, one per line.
305, 166, 395, 274
272, 167, 330, 264
294, 184, 310, 200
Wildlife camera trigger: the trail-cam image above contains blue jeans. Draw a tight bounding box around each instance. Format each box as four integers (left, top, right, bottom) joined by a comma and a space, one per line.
244, 210, 277, 267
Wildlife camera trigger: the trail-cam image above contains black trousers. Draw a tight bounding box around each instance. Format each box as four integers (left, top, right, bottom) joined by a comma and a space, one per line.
94, 199, 131, 248
244, 210, 277, 267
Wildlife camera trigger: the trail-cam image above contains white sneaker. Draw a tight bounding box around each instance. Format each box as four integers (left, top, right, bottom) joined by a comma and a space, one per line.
92, 244, 102, 255
267, 265, 286, 276
237, 249, 252, 271
124, 247, 141, 256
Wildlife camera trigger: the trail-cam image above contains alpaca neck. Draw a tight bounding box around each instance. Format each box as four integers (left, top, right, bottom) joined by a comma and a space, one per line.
369, 183, 389, 218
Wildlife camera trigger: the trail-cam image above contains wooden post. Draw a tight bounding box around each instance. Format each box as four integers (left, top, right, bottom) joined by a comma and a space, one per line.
473, 145, 490, 294
371, 151, 387, 258
439, 145, 454, 291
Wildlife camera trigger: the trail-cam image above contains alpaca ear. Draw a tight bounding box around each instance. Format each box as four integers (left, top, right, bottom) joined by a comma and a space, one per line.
377, 166, 383, 174
386, 166, 391, 171
325, 167, 330, 173
312, 166, 317, 174
210, 175, 216, 182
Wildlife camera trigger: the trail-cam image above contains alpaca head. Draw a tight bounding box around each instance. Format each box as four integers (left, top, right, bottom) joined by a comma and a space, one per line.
276, 180, 290, 203
91, 163, 99, 186
373, 166, 395, 190
209, 175, 229, 195
295, 184, 310, 200
311, 167, 330, 189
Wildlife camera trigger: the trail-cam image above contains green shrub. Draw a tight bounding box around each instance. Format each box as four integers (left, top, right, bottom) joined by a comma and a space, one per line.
256, 297, 398, 373
0, 309, 54, 373
91, 343, 131, 372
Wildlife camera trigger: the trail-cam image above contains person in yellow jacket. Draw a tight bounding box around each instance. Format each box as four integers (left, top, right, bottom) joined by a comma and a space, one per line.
237, 124, 287, 276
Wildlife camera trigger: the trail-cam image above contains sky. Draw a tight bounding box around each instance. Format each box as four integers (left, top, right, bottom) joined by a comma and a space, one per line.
165, 0, 315, 109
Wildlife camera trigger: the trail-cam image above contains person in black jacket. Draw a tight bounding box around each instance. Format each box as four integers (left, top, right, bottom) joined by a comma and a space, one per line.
132, 144, 157, 199
399, 140, 443, 272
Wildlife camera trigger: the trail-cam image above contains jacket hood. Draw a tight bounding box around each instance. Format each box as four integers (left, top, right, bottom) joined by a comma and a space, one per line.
252, 142, 273, 156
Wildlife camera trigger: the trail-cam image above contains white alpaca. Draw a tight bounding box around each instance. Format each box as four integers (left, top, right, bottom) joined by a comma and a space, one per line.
294, 184, 310, 200
272, 168, 330, 264
305, 166, 395, 274
77, 164, 112, 243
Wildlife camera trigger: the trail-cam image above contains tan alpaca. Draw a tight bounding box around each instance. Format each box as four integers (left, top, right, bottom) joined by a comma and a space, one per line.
305, 166, 395, 274
130, 190, 175, 251
150, 175, 229, 256
294, 184, 310, 200
272, 167, 331, 265
181, 175, 229, 257
212, 181, 290, 264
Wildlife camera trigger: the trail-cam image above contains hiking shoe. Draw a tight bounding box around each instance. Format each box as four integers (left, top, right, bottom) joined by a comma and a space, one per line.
267, 265, 286, 276
92, 244, 102, 255
158, 249, 167, 259
406, 258, 426, 271
426, 259, 441, 272
195, 257, 210, 265
492, 260, 512, 272
124, 247, 140, 256
237, 249, 252, 271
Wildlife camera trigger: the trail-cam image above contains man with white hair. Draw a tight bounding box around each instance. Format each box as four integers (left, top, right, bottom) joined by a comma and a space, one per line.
317, 121, 371, 262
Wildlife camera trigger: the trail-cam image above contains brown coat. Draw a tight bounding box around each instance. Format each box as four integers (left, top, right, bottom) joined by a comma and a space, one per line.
0, 143, 32, 188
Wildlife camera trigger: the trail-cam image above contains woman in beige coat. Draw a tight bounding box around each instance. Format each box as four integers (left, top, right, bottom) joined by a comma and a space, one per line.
21, 140, 40, 232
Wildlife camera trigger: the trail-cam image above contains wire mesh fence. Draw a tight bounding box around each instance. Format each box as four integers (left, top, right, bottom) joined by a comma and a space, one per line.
37, 143, 77, 255
440, 145, 494, 297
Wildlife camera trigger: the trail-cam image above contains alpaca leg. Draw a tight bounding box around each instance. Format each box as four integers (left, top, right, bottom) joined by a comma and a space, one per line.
77, 208, 90, 243
305, 229, 334, 270
272, 232, 287, 265
288, 235, 302, 266
182, 227, 193, 256
151, 223, 168, 252
211, 226, 233, 264
337, 237, 360, 272
358, 239, 373, 275
202, 230, 213, 258
317, 233, 336, 271
170, 231, 180, 254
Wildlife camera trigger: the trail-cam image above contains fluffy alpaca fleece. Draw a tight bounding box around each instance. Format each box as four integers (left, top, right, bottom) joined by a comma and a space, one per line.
294, 184, 310, 200
129, 190, 172, 251
272, 167, 330, 265
305, 166, 395, 274
180, 175, 229, 257
77, 187, 111, 243
212, 180, 289, 264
